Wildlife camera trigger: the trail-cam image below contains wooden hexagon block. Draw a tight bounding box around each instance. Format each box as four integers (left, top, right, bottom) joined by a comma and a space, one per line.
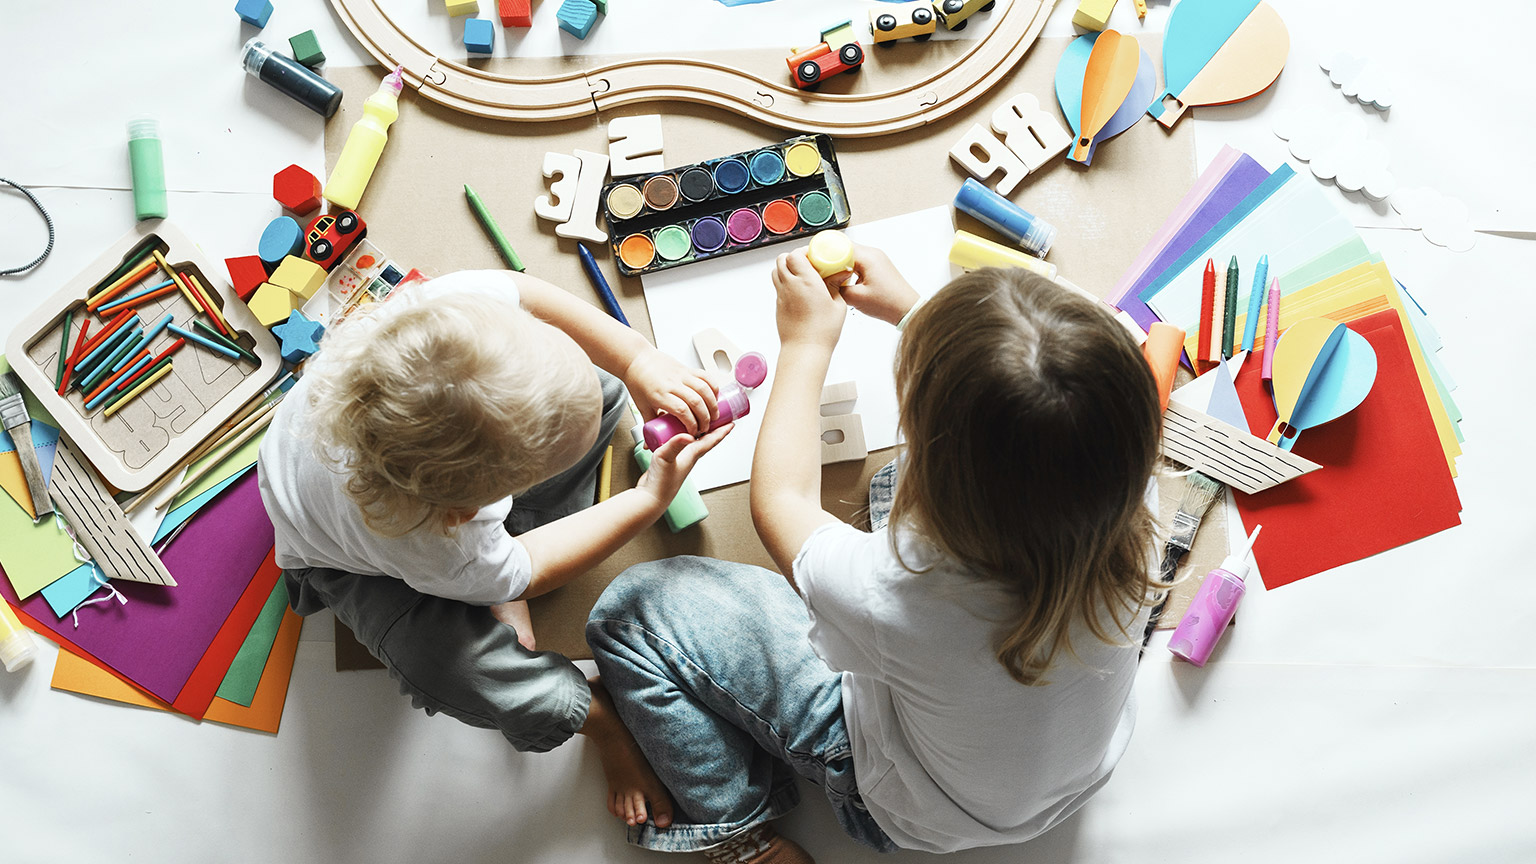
273, 164, 322, 215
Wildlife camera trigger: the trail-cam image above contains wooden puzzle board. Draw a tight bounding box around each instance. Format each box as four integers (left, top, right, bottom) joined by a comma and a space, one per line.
325, 34, 1214, 660
4, 223, 284, 492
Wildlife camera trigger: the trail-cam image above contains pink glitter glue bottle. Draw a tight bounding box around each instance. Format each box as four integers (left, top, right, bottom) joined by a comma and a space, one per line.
642, 352, 767, 450
1169, 525, 1262, 667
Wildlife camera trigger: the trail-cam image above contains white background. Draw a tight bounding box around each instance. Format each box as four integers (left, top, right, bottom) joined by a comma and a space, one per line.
2, 1, 1534, 862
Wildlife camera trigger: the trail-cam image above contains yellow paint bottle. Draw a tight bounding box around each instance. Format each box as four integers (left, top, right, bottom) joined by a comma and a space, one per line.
322, 65, 404, 210
0, 598, 37, 672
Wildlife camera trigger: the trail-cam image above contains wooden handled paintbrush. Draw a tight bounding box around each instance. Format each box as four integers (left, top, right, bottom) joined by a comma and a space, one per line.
1141, 470, 1224, 652
0, 371, 54, 520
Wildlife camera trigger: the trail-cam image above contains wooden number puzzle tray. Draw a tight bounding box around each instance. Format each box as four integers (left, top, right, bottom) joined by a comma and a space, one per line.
6, 223, 283, 492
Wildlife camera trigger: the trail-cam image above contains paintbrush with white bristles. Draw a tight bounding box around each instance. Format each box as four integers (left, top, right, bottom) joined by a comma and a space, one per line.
1141, 470, 1223, 652
0, 371, 54, 521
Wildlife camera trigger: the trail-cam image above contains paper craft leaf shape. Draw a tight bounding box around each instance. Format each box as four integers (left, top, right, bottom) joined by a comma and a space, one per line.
1151, 0, 1289, 128
1070, 30, 1142, 162
1267, 317, 1378, 451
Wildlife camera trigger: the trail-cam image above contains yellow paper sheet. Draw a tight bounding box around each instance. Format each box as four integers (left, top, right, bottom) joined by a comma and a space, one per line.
1186, 261, 1460, 474
50, 608, 303, 734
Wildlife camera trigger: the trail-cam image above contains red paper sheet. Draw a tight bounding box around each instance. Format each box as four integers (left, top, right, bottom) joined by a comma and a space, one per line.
1233, 310, 1462, 589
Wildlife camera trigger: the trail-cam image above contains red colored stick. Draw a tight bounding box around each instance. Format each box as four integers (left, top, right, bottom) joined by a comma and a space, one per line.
74, 308, 133, 357
116, 337, 185, 392
58, 318, 95, 396
173, 270, 231, 337
84, 348, 151, 402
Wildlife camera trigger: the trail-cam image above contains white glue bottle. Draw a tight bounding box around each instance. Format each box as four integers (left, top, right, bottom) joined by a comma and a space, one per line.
1169, 524, 1262, 667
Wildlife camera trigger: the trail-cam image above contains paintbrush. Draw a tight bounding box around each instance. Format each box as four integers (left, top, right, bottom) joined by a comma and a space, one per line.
0, 371, 55, 520
1141, 470, 1224, 651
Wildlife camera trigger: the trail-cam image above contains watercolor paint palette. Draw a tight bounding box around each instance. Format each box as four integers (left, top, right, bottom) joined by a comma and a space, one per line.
601, 134, 852, 277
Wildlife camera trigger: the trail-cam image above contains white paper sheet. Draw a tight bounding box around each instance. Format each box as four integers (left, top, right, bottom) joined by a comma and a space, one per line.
640, 206, 956, 491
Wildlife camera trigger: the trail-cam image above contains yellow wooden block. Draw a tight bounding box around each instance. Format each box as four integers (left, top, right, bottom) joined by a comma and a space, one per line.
1072, 0, 1117, 30
444, 0, 478, 15
247, 282, 301, 328
269, 255, 327, 300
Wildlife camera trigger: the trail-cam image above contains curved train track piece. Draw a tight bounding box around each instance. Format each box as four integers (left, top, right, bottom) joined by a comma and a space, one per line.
330, 0, 1058, 136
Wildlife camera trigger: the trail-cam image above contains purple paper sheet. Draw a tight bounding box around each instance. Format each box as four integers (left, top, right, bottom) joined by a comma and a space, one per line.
1112, 153, 1271, 331
0, 470, 274, 704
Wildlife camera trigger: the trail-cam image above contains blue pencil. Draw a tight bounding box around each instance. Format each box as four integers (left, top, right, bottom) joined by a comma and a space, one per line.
1241, 254, 1269, 352
168, 323, 240, 359
576, 243, 629, 327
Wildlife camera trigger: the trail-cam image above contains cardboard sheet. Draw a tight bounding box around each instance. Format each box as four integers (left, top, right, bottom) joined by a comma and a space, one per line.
1232, 310, 1461, 590
0, 471, 276, 712
324, 34, 1200, 659
51, 605, 304, 735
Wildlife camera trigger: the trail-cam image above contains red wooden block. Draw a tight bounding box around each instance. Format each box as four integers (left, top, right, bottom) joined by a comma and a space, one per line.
499, 0, 532, 26
273, 164, 322, 215
225, 255, 271, 301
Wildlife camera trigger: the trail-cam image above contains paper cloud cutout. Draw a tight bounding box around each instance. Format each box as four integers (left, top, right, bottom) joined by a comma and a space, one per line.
1273, 110, 1396, 200
1392, 187, 1476, 252
1319, 51, 1394, 111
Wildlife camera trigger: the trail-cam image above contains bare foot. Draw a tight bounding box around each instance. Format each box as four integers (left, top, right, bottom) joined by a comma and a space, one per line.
580, 676, 675, 828
490, 599, 537, 651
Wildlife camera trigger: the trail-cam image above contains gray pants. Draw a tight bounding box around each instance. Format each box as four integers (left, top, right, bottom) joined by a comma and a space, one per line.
283, 369, 626, 752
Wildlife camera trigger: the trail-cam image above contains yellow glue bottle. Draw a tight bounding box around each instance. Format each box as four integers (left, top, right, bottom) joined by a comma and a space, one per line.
323, 65, 404, 210
0, 598, 37, 672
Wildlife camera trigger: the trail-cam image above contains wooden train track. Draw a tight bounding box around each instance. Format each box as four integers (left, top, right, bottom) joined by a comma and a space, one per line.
329, 0, 1058, 136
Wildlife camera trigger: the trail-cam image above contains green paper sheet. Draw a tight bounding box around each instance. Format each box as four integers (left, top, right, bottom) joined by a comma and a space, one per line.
214, 580, 290, 707
166, 431, 266, 512
0, 356, 81, 598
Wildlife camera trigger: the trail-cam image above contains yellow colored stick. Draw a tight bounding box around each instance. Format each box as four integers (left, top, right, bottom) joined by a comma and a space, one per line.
151, 249, 204, 313
184, 271, 233, 334
597, 445, 614, 503
103, 362, 172, 419
86, 258, 157, 309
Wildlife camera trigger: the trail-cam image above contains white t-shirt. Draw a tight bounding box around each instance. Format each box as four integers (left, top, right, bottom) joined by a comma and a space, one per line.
795, 521, 1151, 853
256, 272, 534, 605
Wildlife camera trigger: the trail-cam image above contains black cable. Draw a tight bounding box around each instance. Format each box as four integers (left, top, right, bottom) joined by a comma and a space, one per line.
0, 178, 55, 276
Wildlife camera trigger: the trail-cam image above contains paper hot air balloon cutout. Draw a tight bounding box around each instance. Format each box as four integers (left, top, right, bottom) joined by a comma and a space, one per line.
1055, 30, 1156, 165
1148, 0, 1290, 129
1266, 317, 1377, 451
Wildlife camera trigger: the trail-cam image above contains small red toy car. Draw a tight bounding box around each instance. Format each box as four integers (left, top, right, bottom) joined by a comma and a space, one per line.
303, 209, 367, 272
787, 20, 864, 90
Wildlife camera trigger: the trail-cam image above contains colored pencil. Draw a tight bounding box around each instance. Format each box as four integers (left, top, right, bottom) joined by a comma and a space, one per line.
1241, 254, 1269, 352
192, 319, 256, 363
183, 272, 233, 336
54, 310, 73, 387
1196, 259, 1215, 371
168, 323, 239, 359
1221, 256, 1239, 360
577, 243, 628, 326
465, 184, 525, 272
1261, 277, 1281, 388
58, 318, 93, 396
117, 338, 185, 392
86, 258, 157, 309
103, 362, 172, 418
95, 279, 176, 315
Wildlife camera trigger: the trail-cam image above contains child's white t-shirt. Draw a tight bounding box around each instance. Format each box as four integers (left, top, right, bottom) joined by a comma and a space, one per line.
256, 272, 533, 605
794, 521, 1150, 853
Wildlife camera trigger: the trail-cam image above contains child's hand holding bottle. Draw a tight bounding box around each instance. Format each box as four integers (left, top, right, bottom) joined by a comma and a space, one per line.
771, 249, 848, 349
830, 244, 921, 328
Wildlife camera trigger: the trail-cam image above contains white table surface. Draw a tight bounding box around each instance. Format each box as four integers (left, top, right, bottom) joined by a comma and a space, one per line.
2, 2, 1533, 862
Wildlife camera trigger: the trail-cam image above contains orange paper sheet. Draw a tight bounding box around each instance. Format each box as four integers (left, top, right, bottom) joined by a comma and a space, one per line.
50, 607, 303, 734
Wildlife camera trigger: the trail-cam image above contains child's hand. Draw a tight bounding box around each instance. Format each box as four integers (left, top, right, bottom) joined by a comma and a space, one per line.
837, 244, 921, 327
772, 249, 847, 349
625, 347, 718, 436
635, 423, 732, 509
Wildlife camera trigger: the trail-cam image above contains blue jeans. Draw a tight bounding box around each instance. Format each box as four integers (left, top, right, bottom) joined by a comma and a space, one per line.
282, 368, 626, 752
586, 557, 897, 854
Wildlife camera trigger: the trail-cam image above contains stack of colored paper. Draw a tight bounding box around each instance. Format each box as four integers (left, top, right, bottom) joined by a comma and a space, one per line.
1112, 151, 1463, 588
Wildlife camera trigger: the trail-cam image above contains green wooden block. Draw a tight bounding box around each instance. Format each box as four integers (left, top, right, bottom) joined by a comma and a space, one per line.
592, 0, 607, 12
289, 30, 325, 67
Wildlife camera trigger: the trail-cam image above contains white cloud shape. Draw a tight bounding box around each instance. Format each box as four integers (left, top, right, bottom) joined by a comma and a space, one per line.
1319, 51, 1395, 110
1392, 187, 1477, 252
1273, 110, 1397, 200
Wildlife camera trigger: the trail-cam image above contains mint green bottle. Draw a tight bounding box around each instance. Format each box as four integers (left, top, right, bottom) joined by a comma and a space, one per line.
127, 117, 167, 221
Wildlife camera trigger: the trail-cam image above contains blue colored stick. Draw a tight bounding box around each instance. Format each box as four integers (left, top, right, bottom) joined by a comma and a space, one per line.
168, 323, 240, 359
96, 279, 174, 315
1241, 254, 1269, 353
576, 243, 629, 327
111, 313, 175, 374
75, 314, 142, 375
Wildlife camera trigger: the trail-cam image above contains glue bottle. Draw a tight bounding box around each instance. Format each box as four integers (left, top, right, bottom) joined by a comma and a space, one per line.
0, 598, 38, 672
1169, 524, 1262, 667
127, 116, 168, 221
642, 351, 766, 450
324, 66, 405, 210
242, 38, 344, 118
628, 405, 711, 533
